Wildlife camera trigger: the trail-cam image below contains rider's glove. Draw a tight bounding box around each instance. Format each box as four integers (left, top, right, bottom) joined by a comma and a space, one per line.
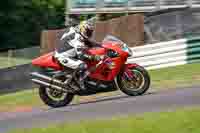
79, 54, 104, 61
92, 55, 104, 61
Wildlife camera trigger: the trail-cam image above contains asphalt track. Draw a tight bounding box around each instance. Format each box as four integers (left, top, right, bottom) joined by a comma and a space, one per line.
0, 86, 200, 133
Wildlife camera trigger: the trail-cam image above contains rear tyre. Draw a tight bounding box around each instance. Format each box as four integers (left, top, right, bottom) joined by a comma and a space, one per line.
118, 66, 150, 96
39, 86, 74, 108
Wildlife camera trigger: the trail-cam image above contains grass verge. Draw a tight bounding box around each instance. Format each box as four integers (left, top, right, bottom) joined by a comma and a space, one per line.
150, 63, 200, 89
0, 57, 31, 69
10, 107, 200, 133
1, 63, 200, 111
0, 89, 44, 112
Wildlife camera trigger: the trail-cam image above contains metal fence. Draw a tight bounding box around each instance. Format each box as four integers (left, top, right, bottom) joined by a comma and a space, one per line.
67, 0, 200, 14
0, 47, 40, 69
144, 8, 200, 44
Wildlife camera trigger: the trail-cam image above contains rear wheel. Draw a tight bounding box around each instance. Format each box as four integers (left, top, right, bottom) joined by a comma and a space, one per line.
39, 86, 74, 108
118, 66, 150, 96
38, 69, 74, 108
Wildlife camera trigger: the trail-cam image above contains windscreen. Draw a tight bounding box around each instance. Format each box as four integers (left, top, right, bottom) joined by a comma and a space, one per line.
102, 35, 133, 57
102, 35, 125, 45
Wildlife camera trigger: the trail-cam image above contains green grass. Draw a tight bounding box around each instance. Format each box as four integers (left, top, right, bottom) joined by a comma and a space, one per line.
0, 89, 44, 112
149, 63, 200, 89
1, 63, 200, 112
10, 107, 200, 133
0, 57, 31, 69
0, 89, 81, 112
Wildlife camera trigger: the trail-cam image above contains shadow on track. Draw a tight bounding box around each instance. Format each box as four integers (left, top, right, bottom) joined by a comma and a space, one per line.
47, 91, 156, 111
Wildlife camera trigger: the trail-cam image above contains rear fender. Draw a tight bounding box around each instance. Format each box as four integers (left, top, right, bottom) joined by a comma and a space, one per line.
32, 52, 63, 70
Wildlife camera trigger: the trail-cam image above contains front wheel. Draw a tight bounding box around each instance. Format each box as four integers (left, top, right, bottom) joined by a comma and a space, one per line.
118, 66, 150, 96
39, 86, 74, 108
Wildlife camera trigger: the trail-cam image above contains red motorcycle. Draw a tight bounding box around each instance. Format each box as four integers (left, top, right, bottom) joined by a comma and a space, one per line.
31, 35, 150, 108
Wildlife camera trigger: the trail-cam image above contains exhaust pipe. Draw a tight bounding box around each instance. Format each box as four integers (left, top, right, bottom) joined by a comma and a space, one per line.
31, 79, 65, 91
31, 72, 65, 87
31, 72, 80, 92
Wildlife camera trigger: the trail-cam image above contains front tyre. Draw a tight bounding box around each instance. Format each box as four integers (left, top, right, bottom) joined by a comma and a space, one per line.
39, 86, 74, 108
118, 66, 150, 96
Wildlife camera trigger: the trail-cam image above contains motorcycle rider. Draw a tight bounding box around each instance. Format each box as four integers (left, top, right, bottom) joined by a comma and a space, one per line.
54, 19, 102, 90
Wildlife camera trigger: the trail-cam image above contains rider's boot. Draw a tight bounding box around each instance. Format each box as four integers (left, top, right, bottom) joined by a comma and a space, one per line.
79, 76, 85, 90
79, 63, 90, 90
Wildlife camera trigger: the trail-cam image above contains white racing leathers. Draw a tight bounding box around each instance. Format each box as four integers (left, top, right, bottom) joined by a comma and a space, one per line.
54, 27, 85, 69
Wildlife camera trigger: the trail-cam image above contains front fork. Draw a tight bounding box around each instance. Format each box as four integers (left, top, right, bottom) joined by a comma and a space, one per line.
114, 63, 139, 90
114, 77, 121, 90
114, 72, 134, 90
123, 70, 135, 81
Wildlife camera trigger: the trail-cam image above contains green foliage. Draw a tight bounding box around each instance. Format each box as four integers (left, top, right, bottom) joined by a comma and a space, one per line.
0, 0, 66, 50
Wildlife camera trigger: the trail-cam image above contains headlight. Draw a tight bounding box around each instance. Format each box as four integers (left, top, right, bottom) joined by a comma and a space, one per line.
107, 49, 119, 58
122, 43, 133, 57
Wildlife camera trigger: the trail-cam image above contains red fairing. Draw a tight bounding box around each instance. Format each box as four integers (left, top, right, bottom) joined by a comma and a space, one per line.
88, 57, 124, 81
125, 63, 140, 69
32, 52, 63, 70
31, 40, 137, 82
86, 42, 129, 81
87, 47, 106, 55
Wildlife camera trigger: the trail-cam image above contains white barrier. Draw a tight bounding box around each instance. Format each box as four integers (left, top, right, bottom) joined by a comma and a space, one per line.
127, 37, 200, 70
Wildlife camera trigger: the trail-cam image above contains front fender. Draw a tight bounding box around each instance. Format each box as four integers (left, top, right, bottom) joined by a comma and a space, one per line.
121, 63, 142, 80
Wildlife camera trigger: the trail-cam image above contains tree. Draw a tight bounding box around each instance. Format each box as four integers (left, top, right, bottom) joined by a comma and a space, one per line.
0, 0, 66, 50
